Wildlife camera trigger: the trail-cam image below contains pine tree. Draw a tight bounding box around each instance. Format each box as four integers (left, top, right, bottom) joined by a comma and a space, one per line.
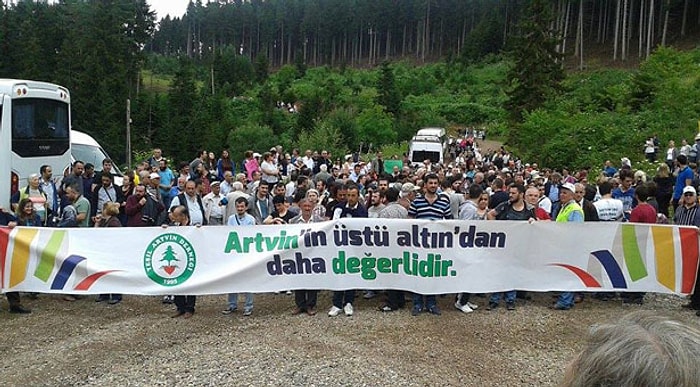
505, 0, 564, 135
376, 61, 401, 116
160, 246, 180, 267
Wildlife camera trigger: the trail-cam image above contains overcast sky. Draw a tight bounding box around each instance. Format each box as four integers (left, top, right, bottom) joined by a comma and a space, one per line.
147, 0, 192, 20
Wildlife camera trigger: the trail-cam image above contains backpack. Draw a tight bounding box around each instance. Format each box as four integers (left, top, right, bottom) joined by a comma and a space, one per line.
689, 144, 699, 165
57, 205, 78, 228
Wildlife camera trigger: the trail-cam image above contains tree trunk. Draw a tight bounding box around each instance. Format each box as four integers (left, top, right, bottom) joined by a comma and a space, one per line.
639, 0, 645, 58
614, 0, 621, 60
562, 0, 571, 56
647, 0, 654, 58
628, 0, 635, 58
386, 28, 391, 61
576, 0, 583, 70
681, 0, 688, 37
601, 0, 608, 44
661, 0, 669, 46
423, 0, 430, 63
621, 0, 628, 61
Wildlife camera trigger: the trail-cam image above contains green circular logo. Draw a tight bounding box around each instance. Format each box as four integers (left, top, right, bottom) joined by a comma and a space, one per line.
144, 233, 196, 287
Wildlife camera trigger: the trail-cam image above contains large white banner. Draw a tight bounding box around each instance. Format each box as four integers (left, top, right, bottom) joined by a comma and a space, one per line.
1, 219, 698, 295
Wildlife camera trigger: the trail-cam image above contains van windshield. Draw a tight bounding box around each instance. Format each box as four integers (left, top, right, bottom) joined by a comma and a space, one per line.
72, 143, 122, 175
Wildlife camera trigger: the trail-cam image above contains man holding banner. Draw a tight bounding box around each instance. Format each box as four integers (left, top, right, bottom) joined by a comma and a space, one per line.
408, 173, 452, 316
329, 183, 367, 317
553, 183, 585, 310
487, 183, 535, 311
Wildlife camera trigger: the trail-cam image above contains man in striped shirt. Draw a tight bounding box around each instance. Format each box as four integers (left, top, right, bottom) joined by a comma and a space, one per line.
673, 185, 700, 314
408, 173, 452, 316
674, 186, 700, 227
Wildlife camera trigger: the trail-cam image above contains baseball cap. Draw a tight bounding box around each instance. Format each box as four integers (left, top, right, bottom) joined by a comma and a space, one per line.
149, 172, 160, 179
253, 152, 261, 158
683, 186, 697, 195
560, 182, 576, 193
400, 183, 420, 193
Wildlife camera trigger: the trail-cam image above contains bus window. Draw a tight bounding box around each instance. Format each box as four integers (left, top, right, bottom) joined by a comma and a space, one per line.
12, 98, 69, 157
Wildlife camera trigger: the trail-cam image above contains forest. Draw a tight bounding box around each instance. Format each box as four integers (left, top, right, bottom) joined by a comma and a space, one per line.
1, 0, 699, 170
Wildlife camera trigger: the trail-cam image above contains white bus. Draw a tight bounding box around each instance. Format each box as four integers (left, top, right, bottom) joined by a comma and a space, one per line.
0, 79, 71, 209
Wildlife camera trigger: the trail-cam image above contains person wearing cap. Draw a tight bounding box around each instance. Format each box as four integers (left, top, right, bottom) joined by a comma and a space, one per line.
146, 172, 164, 204
673, 185, 700, 313
398, 182, 419, 210
202, 181, 226, 225
674, 186, 700, 227
673, 154, 694, 211
552, 182, 584, 311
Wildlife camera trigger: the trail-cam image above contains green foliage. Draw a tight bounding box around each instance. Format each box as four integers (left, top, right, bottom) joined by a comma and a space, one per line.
254, 54, 270, 83
356, 106, 396, 148
213, 46, 255, 96
460, 12, 504, 64
516, 47, 700, 170
505, 0, 564, 132
376, 62, 401, 116
296, 123, 345, 160
380, 142, 409, 161
227, 124, 278, 162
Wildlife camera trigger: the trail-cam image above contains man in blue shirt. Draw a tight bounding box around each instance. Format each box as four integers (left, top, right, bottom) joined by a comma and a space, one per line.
612, 169, 636, 221
673, 154, 694, 211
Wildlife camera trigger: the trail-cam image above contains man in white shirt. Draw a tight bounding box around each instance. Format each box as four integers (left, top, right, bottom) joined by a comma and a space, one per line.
594, 180, 624, 222
169, 180, 206, 226
203, 181, 226, 225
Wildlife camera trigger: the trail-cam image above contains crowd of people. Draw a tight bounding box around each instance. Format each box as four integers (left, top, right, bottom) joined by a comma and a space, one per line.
2, 133, 700, 319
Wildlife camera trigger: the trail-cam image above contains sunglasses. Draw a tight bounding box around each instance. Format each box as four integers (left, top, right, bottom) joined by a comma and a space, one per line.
684, 192, 696, 197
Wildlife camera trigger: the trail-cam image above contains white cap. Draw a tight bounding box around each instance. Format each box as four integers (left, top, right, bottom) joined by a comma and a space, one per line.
683, 186, 697, 195
560, 182, 576, 193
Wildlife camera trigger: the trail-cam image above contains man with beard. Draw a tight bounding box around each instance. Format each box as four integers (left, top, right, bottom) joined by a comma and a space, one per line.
487, 183, 535, 311
329, 183, 367, 317
409, 173, 452, 316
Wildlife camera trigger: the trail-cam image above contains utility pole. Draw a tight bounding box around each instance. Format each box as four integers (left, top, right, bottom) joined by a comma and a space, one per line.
126, 99, 131, 171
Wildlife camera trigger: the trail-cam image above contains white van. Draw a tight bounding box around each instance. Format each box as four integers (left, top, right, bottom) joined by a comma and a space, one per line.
408, 135, 444, 166
70, 130, 123, 185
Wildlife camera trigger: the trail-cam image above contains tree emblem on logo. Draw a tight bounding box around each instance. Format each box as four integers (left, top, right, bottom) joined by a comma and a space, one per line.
160, 246, 180, 275
144, 233, 196, 287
